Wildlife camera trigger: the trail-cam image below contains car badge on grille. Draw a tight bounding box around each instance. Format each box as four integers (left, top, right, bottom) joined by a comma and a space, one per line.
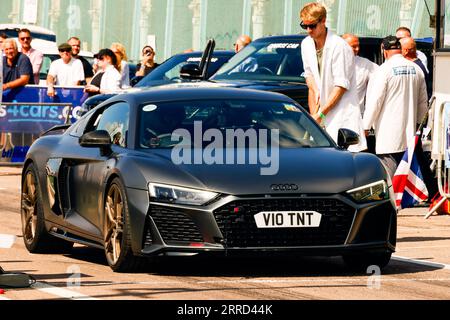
271, 184, 299, 191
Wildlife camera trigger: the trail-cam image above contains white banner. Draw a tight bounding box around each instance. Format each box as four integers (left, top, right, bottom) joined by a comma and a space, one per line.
23, 0, 38, 24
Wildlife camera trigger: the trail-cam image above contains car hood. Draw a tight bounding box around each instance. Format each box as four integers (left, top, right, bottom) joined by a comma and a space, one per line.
173, 80, 308, 106
124, 148, 387, 196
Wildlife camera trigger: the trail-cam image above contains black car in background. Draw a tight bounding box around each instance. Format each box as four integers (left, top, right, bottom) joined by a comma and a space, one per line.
209, 34, 432, 108
82, 35, 432, 113
21, 86, 396, 272
133, 50, 234, 86
82, 50, 234, 112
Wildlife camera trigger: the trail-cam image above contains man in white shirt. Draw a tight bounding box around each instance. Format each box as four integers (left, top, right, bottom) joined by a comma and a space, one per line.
18, 28, 43, 85
46, 43, 85, 97
300, 2, 366, 152
363, 35, 428, 177
342, 34, 379, 116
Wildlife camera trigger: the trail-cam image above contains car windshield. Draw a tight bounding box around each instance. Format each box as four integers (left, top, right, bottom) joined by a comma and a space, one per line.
135, 53, 233, 87
212, 40, 305, 83
138, 99, 332, 149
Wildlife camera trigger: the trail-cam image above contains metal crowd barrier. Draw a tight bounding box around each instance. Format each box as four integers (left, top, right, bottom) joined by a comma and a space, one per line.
426, 101, 450, 218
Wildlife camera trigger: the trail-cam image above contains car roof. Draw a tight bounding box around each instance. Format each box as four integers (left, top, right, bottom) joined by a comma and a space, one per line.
0, 24, 56, 36
254, 34, 308, 43
0, 24, 57, 42
105, 85, 294, 105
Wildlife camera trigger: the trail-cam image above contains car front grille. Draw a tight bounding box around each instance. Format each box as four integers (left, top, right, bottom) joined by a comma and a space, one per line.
213, 198, 355, 247
149, 205, 203, 244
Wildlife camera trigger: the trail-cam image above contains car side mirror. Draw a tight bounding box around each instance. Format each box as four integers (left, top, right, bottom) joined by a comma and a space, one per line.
180, 63, 202, 79
79, 130, 112, 156
337, 128, 360, 150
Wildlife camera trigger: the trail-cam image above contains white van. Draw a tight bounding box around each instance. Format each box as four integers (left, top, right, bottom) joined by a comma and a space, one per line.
0, 24, 93, 85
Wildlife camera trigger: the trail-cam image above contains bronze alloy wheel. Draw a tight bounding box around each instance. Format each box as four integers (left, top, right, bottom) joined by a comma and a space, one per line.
21, 169, 38, 245
104, 183, 125, 266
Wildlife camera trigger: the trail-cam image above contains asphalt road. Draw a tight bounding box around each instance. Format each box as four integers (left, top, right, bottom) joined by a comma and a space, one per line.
1, 166, 449, 301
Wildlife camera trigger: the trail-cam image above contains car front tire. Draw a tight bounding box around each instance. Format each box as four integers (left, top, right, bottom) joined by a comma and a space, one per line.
103, 177, 149, 272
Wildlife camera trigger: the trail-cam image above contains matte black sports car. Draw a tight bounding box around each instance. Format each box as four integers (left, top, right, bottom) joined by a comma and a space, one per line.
21, 86, 397, 272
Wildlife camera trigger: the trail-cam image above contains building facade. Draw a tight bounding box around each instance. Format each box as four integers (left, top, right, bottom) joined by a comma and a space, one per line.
0, 0, 436, 62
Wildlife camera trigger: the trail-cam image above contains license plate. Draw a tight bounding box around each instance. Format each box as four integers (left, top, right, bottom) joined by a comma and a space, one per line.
254, 211, 322, 228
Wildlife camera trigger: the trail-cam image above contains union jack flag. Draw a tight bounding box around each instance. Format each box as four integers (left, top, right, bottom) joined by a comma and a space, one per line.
392, 136, 429, 209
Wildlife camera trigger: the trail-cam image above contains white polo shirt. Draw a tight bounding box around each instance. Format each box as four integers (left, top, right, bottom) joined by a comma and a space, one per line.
48, 57, 85, 86
100, 65, 121, 92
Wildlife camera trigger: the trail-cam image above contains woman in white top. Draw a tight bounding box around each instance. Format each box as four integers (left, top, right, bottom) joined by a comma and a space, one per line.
111, 42, 130, 88
84, 48, 121, 94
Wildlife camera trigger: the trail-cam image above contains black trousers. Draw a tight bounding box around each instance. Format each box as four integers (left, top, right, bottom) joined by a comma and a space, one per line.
416, 138, 438, 200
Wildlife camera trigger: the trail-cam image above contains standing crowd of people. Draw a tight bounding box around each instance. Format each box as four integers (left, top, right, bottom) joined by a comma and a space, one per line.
1, 29, 158, 96
299, 2, 435, 198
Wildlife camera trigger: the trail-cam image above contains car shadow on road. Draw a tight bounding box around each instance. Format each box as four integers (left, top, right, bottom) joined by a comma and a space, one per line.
61, 247, 443, 278
148, 255, 442, 277
63, 246, 108, 266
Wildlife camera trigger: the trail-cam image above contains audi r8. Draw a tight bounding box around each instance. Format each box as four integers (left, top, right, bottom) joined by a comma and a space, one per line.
21, 86, 397, 272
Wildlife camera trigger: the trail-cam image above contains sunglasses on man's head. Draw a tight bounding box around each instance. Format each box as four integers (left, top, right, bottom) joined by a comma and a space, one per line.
300, 20, 321, 30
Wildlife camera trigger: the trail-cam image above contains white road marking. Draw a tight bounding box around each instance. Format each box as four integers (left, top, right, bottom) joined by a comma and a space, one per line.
67, 277, 450, 287
398, 245, 450, 250
393, 255, 450, 270
0, 234, 16, 249
0, 296, 11, 300
32, 282, 99, 300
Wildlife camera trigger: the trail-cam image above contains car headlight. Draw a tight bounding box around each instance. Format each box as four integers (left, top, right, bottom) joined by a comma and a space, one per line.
346, 180, 389, 203
148, 183, 218, 206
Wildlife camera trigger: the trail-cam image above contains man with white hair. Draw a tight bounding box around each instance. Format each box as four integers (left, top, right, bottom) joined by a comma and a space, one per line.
2, 38, 34, 91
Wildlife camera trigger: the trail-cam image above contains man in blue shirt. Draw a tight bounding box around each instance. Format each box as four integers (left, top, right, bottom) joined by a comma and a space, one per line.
2, 38, 34, 92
